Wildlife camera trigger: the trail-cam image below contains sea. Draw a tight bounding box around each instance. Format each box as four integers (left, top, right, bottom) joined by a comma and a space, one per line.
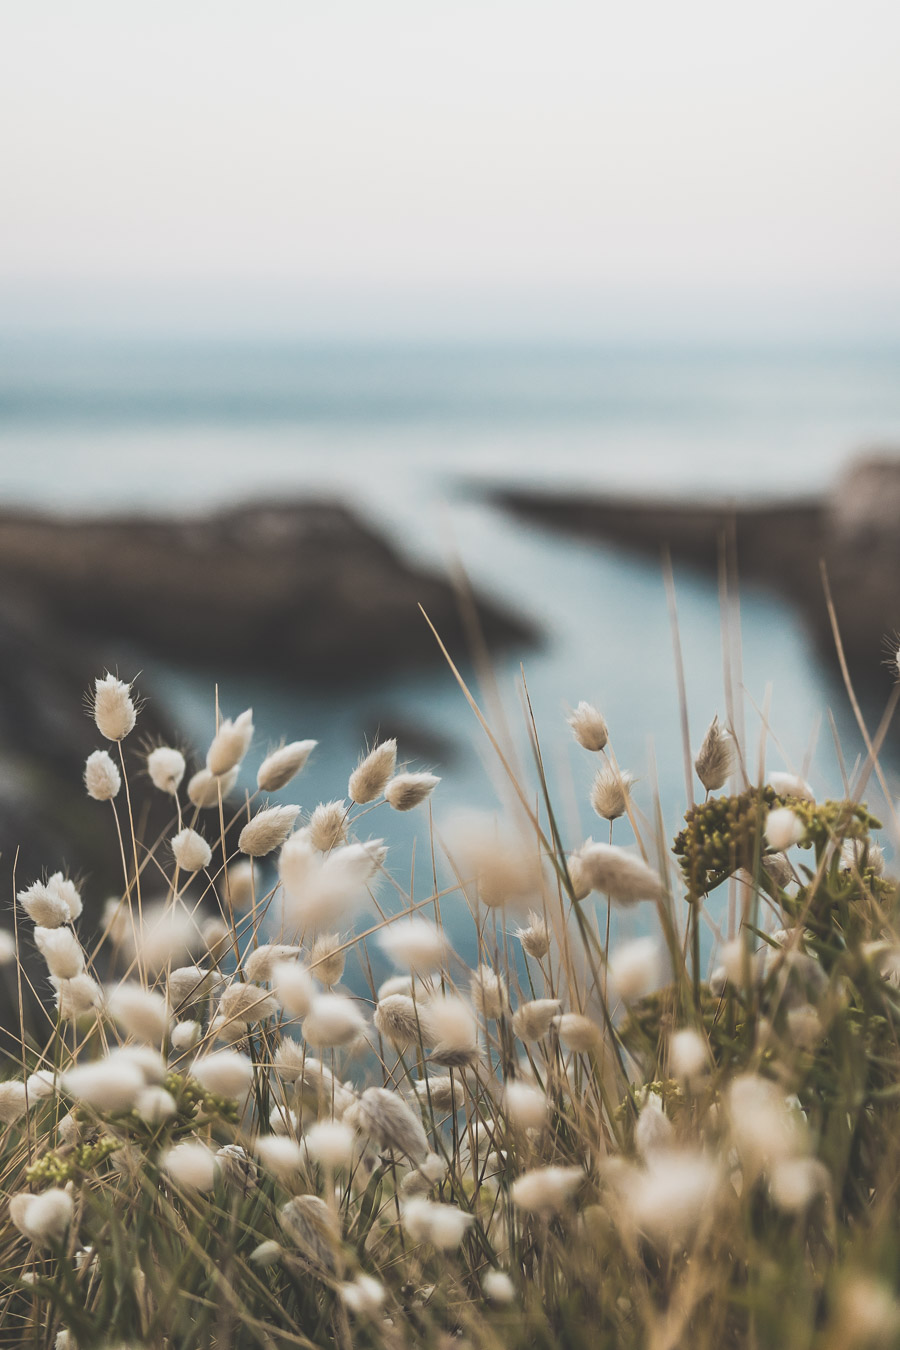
1, 338, 899, 956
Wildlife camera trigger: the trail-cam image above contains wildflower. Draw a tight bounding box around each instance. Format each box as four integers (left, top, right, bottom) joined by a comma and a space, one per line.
552, 1012, 601, 1053
340, 1274, 386, 1316
669, 1027, 710, 1082
576, 843, 664, 904
256, 1135, 305, 1182
590, 766, 634, 821
305, 1119, 356, 1169
191, 1050, 254, 1098
767, 771, 814, 802
84, 748, 121, 800
136, 1086, 177, 1125
244, 943, 297, 983
307, 801, 348, 852
218, 981, 276, 1027
384, 772, 440, 811
402, 1197, 473, 1249
206, 708, 253, 776
0, 1081, 28, 1124
187, 765, 238, 808
162, 1141, 218, 1192
516, 910, 551, 959
171, 1020, 201, 1052
302, 994, 366, 1049
167, 965, 210, 1010
108, 983, 170, 1044
272, 960, 316, 1017
345, 1086, 429, 1163
694, 715, 735, 792
375, 994, 429, 1049
52, 974, 102, 1020
504, 1081, 548, 1130
567, 701, 609, 752
147, 746, 186, 794
608, 937, 663, 1002
12, 1188, 73, 1244
510, 1165, 582, 1214
765, 807, 805, 852
92, 674, 136, 741
63, 1058, 144, 1113
250, 1240, 283, 1267
309, 932, 346, 987
34, 926, 84, 979
226, 858, 255, 910
216, 1143, 258, 1190
170, 828, 212, 873
379, 917, 446, 973
470, 965, 508, 1019
349, 739, 398, 803
238, 804, 300, 857
424, 995, 479, 1065
635, 1095, 675, 1159
19, 881, 69, 929
257, 739, 317, 791
623, 1151, 720, 1245
512, 998, 561, 1042
279, 1195, 339, 1274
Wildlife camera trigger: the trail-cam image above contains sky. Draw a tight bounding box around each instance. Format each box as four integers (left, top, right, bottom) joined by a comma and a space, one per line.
1, 0, 899, 339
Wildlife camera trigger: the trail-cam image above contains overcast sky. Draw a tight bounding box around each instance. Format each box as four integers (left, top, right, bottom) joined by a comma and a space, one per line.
2, 1, 898, 338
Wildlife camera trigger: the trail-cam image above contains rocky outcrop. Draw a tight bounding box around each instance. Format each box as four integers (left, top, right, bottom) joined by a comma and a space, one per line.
492, 455, 900, 700
0, 500, 535, 681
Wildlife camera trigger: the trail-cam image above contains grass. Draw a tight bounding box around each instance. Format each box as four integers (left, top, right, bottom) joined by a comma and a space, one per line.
1, 604, 900, 1350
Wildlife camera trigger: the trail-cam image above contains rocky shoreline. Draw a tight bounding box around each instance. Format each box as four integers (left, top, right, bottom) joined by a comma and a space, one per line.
491, 455, 900, 705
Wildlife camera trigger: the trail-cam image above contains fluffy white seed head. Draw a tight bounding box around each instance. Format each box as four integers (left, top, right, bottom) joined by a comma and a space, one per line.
765, 807, 806, 852
171, 828, 212, 873
0, 930, 15, 965
239, 805, 301, 857
635, 1095, 675, 1159
187, 766, 238, 808
401, 1198, 474, 1249
48, 874, 82, 922
575, 844, 665, 905
447, 814, 542, 909
225, 859, 255, 910
516, 911, 551, 959
842, 837, 886, 876
374, 994, 429, 1049
63, 1058, 144, 1113
483, 1270, 517, 1304
162, 1141, 218, 1192
84, 749, 121, 801
504, 1081, 548, 1130
305, 1119, 356, 1169
307, 801, 348, 852
25, 1070, 56, 1103
217, 1143, 258, 1191
17, 1188, 74, 1244
250, 1240, 283, 1268
309, 932, 346, 987
553, 1012, 601, 1053
257, 740, 317, 792
167, 965, 210, 1011
726, 1074, 807, 1172
623, 1151, 720, 1246
171, 1020, 201, 1052
136, 1086, 177, 1125
191, 1050, 254, 1099
0, 1081, 28, 1123
345, 1086, 429, 1163
512, 998, 561, 1042
272, 960, 316, 1017
18, 881, 70, 929
52, 974, 102, 1020
340, 1274, 386, 1316
384, 773, 440, 812
379, 917, 446, 974
219, 982, 277, 1027
567, 701, 609, 752
768, 1156, 830, 1213
256, 1135, 305, 1182
425, 995, 479, 1062
244, 944, 298, 984
590, 766, 634, 821
768, 771, 815, 802
695, 715, 736, 792
107, 983, 170, 1044
348, 739, 398, 804
206, 708, 254, 776
470, 965, 508, 1019
302, 994, 366, 1049
147, 745, 186, 795
92, 674, 136, 741
669, 1027, 710, 1082
34, 927, 84, 979
608, 937, 663, 1002
510, 1165, 582, 1214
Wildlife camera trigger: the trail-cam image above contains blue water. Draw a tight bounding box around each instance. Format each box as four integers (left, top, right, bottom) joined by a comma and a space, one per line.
1, 338, 898, 961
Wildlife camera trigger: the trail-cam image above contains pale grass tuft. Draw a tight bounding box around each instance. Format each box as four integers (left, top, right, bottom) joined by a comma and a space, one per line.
378, 917, 446, 973
510, 1165, 582, 1214
187, 765, 238, 808
309, 932, 346, 987
238, 804, 300, 857
344, 1085, 429, 1163
170, 827, 212, 873
257, 739, 317, 792
147, 745, 186, 794
575, 843, 665, 905
384, 772, 440, 811
302, 994, 367, 1049
348, 739, 398, 804
694, 714, 736, 791
84, 748, 121, 800
590, 765, 634, 821
206, 708, 253, 777
567, 701, 609, 752
162, 1141, 218, 1192
92, 673, 136, 741
306, 800, 348, 852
